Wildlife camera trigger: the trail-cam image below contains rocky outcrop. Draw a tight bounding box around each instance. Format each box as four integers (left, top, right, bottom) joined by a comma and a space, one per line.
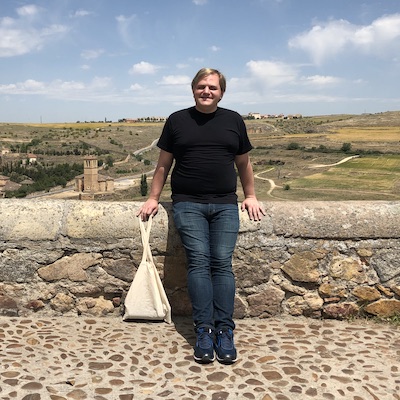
0, 199, 399, 320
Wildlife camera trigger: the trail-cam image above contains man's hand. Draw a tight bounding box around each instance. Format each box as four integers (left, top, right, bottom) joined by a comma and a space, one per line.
241, 197, 266, 221
137, 199, 159, 221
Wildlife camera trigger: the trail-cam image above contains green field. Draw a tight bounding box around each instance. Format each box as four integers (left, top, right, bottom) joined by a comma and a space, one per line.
269, 155, 400, 201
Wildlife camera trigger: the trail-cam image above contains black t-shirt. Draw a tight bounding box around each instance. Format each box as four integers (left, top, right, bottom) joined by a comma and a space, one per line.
157, 106, 253, 204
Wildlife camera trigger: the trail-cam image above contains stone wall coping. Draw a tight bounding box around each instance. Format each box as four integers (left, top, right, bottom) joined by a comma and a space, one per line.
1, 199, 399, 241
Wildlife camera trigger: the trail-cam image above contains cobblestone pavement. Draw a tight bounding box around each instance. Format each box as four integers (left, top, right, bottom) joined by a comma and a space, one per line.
0, 316, 399, 400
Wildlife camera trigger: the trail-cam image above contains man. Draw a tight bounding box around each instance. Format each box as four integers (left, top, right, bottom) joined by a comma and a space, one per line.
137, 68, 265, 364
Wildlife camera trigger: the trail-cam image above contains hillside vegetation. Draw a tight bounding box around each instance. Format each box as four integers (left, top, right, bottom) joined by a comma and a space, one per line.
1, 111, 400, 201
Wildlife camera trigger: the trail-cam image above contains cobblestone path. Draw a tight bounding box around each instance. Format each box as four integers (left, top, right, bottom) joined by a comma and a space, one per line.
0, 316, 399, 399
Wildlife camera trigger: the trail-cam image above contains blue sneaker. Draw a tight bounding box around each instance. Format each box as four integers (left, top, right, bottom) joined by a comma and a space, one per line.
194, 327, 215, 364
215, 328, 237, 364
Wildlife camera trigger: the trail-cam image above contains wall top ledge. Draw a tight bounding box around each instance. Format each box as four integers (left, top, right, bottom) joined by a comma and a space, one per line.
0, 199, 399, 241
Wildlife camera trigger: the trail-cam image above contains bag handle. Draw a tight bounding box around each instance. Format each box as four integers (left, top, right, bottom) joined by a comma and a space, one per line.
139, 215, 154, 264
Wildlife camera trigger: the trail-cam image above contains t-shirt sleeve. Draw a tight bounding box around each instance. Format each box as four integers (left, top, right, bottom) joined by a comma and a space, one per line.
237, 115, 253, 155
157, 117, 174, 153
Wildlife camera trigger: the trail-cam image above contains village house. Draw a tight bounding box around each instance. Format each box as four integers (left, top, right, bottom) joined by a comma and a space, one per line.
1, 147, 10, 156
247, 112, 302, 120
0, 174, 8, 198
0, 174, 21, 197
21, 153, 38, 165
248, 112, 262, 120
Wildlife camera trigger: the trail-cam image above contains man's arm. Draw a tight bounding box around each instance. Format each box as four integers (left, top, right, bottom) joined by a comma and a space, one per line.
235, 153, 265, 221
137, 149, 174, 220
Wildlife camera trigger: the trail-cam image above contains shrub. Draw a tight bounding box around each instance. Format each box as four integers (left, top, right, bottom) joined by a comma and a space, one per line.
287, 142, 300, 150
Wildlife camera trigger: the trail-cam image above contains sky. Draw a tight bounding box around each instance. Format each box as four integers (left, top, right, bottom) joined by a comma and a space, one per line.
1, 0, 400, 123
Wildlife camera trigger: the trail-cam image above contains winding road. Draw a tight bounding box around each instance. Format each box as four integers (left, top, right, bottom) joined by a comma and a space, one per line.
29, 139, 159, 199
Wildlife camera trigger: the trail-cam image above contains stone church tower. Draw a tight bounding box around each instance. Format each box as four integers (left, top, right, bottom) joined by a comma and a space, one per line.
83, 155, 99, 193
75, 155, 114, 199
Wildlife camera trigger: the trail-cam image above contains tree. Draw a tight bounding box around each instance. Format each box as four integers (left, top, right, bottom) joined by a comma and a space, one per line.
105, 155, 114, 167
341, 142, 352, 153
140, 174, 148, 196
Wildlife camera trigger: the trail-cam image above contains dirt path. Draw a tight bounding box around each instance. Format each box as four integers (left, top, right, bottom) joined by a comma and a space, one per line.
255, 155, 360, 198
254, 168, 283, 198
308, 155, 360, 169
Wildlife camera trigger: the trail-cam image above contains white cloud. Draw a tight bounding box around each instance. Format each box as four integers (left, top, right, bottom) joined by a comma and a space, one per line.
72, 10, 92, 18
353, 14, 400, 50
0, 25, 69, 57
157, 75, 191, 85
41, 24, 68, 38
193, 0, 208, 5
303, 75, 342, 86
57, 80, 86, 91
246, 60, 298, 87
81, 49, 105, 60
0, 27, 40, 57
91, 77, 113, 89
0, 77, 113, 99
224, 60, 347, 110
289, 14, 400, 64
116, 14, 139, 48
23, 79, 46, 90
129, 83, 144, 91
16, 5, 40, 17
210, 45, 220, 52
129, 61, 160, 74
289, 20, 353, 64
0, 6, 69, 57
0, 79, 45, 94
225, 60, 300, 107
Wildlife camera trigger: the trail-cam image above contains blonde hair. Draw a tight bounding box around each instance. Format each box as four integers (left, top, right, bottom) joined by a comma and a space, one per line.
191, 68, 226, 94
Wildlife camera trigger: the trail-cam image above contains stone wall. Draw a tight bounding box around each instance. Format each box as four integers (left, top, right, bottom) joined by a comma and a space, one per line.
1, 199, 400, 320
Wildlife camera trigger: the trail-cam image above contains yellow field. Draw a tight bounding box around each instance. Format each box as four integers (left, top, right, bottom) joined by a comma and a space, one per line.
269, 127, 400, 143
329, 127, 400, 142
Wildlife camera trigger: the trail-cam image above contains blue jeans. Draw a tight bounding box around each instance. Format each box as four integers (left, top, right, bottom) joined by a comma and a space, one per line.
173, 202, 239, 331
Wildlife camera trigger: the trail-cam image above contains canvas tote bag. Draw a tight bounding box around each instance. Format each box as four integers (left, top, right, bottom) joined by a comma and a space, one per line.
123, 215, 172, 323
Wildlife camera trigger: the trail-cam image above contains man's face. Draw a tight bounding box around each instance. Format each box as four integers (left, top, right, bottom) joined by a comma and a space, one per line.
193, 73, 223, 113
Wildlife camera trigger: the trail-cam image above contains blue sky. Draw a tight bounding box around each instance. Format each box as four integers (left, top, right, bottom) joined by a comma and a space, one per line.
1, 0, 400, 123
